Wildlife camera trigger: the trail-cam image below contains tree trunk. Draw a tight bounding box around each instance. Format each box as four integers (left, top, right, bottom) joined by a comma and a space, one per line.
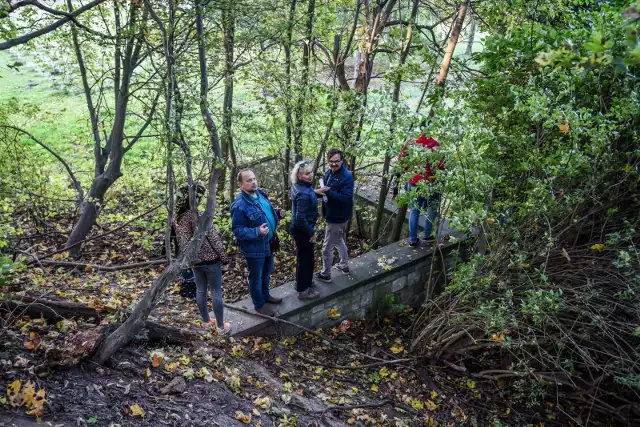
219, 1, 236, 198
465, 14, 475, 57
371, 0, 419, 247
434, 1, 468, 93
283, 0, 297, 206
293, 0, 316, 162
93, 0, 223, 364
65, 5, 147, 257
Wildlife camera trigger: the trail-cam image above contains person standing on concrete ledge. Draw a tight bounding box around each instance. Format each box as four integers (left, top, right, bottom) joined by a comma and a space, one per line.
314, 148, 354, 282
231, 169, 285, 316
290, 161, 320, 300
393, 130, 445, 247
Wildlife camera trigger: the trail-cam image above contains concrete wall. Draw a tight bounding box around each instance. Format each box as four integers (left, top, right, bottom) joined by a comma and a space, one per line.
227, 237, 465, 337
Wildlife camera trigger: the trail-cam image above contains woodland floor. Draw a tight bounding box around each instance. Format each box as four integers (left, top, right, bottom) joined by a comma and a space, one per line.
0, 199, 615, 426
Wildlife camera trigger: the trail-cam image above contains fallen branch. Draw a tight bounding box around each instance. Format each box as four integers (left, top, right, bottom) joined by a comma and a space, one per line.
292, 352, 415, 370
312, 399, 420, 417
39, 259, 166, 272
1, 295, 197, 345
2, 295, 102, 323
224, 304, 389, 363
24, 202, 165, 265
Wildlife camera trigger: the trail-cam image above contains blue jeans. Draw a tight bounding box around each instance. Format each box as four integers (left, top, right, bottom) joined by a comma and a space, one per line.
192, 263, 223, 326
407, 183, 440, 243
246, 255, 274, 309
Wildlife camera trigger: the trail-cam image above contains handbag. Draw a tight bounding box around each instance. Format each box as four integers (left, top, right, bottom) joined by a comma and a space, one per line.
270, 233, 280, 253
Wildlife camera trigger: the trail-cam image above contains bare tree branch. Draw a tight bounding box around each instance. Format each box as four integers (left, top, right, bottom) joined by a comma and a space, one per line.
124, 88, 162, 153
0, 0, 109, 50
0, 125, 84, 204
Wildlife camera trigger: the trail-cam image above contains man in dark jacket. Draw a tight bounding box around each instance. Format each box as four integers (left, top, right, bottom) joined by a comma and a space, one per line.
314, 148, 354, 282
231, 169, 284, 316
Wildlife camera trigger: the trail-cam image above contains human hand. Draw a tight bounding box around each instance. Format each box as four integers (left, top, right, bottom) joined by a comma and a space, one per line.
259, 223, 269, 236
315, 186, 330, 195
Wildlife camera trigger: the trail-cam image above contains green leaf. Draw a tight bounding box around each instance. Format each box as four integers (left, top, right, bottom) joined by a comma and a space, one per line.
87, 417, 97, 424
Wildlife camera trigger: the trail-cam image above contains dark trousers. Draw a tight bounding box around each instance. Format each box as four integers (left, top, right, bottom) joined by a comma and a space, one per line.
246, 255, 274, 309
293, 231, 315, 292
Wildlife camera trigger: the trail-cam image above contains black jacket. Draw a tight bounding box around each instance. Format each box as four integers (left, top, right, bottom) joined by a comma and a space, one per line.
290, 181, 318, 237
322, 164, 354, 224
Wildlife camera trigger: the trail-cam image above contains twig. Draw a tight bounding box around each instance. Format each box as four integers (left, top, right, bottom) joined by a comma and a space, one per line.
292, 352, 415, 370
312, 399, 420, 416
1, 125, 84, 203
23, 202, 165, 265
39, 259, 166, 272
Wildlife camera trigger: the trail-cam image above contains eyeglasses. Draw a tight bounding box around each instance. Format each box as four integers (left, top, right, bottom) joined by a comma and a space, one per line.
328, 158, 342, 165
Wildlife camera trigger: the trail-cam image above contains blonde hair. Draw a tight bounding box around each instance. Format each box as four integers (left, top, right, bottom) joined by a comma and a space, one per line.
290, 160, 313, 184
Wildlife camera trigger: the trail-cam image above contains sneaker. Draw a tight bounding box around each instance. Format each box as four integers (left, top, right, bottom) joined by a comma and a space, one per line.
217, 324, 232, 336
408, 240, 419, 247
298, 289, 320, 300
255, 306, 276, 317
265, 295, 282, 304
314, 272, 332, 282
336, 264, 350, 275
203, 320, 231, 333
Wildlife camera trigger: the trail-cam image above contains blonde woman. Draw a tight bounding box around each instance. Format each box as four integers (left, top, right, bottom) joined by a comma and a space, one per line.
290, 161, 320, 300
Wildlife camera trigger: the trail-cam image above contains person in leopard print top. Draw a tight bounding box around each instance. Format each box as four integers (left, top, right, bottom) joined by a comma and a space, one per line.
174, 184, 230, 333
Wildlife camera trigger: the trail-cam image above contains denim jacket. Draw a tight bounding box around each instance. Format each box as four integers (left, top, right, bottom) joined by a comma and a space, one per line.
290, 181, 318, 237
231, 189, 280, 258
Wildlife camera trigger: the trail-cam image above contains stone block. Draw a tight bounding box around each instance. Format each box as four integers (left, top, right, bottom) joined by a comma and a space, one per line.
392, 277, 407, 292
361, 290, 373, 306
288, 313, 300, 323
363, 283, 376, 292
312, 303, 326, 314
311, 310, 328, 326
407, 271, 420, 285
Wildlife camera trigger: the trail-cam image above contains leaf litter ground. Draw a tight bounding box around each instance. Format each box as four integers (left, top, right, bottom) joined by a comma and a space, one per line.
2, 203, 602, 426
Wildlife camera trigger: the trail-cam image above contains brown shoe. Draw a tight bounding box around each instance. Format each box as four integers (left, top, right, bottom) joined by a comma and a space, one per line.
255, 306, 276, 317
265, 295, 282, 304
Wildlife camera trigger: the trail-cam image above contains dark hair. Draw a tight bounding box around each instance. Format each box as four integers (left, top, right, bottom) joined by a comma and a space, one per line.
327, 148, 343, 161
176, 183, 205, 215
237, 168, 255, 184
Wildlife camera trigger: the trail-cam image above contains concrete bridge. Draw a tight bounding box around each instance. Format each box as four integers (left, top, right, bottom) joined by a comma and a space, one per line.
225, 227, 467, 337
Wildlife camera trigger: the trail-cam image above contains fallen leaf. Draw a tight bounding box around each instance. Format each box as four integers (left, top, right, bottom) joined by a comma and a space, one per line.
129, 403, 145, 417
7, 380, 21, 407
234, 410, 251, 424
253, 396, 272, 409
20, 381, 35, 408
26, 389, 46, 416
327, 307, 340, 319
390, 344, 404, 354
151, 354, 164, 368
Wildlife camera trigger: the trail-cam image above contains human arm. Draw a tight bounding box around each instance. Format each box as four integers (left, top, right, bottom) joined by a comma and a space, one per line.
231, 206, 263, 241
326, 174, 354, 204
207, 229, 230, 264
174, 211, 196, 253
293, 193, 315, 237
